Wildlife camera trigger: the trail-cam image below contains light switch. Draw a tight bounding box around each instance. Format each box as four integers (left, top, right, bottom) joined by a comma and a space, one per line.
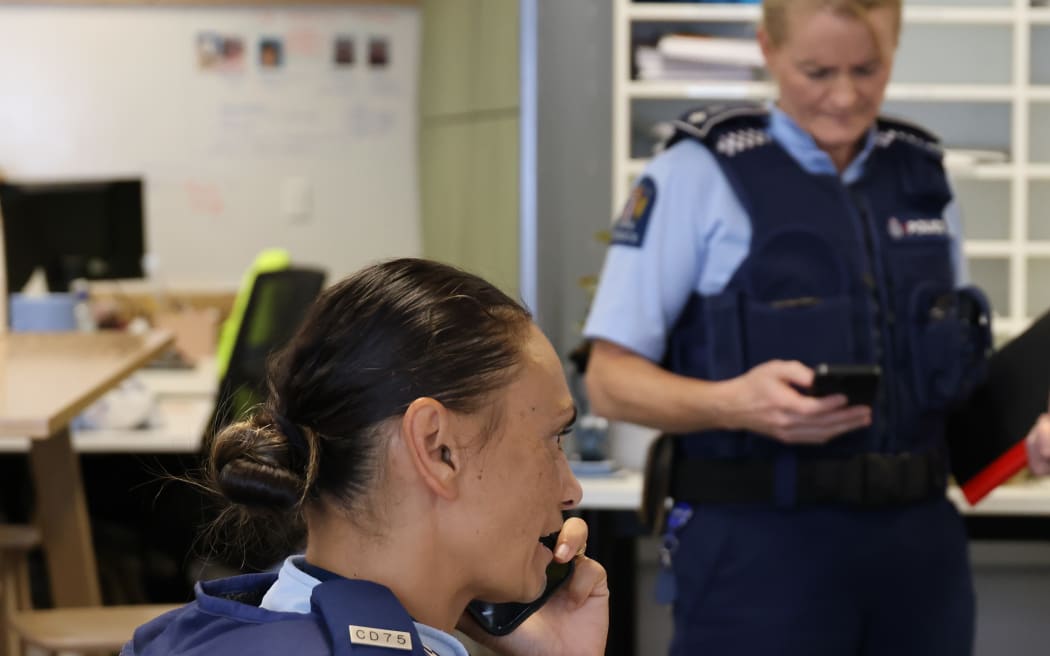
281, 176, 313, 223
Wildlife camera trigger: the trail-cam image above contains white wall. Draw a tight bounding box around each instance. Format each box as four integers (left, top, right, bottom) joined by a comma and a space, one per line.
0, 4, 421, 288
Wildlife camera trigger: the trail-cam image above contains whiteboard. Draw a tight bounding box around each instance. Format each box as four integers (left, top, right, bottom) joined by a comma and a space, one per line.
0, 4, 420, 287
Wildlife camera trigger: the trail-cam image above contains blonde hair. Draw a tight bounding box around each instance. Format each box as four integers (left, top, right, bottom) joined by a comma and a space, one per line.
762, 0, 902, 48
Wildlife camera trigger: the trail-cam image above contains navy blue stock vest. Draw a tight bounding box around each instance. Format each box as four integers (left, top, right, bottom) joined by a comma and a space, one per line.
662, 105, 989, 462
122, 572, 430, 656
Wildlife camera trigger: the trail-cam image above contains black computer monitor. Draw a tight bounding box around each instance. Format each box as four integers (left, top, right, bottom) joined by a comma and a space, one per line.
0, 178, 146, 293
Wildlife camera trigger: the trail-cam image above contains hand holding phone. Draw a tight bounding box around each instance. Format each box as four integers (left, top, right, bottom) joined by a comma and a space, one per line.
808, 363, 881, 406
465, 533, 576, 636
461, 518, 609, 656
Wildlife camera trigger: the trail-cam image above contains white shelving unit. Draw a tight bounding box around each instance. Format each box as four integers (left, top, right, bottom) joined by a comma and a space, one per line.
613, 0, 1050, 341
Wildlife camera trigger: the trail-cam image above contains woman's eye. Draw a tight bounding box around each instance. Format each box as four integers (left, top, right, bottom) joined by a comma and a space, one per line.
805, 69, 833, 81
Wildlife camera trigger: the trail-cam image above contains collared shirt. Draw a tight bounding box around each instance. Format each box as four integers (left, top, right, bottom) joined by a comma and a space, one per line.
584, 105, 967, 363
261, 556, 469, 656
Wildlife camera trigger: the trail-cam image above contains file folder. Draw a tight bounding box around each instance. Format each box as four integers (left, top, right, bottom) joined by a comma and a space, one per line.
947, 308, 1050, 504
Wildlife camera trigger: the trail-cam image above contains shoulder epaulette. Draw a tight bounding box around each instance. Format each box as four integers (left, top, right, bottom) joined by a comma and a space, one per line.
662, 103, 771, 157
875, 115, 943, 155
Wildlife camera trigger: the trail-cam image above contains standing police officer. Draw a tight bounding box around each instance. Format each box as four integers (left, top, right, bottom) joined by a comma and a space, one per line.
585, 1, 1050, 654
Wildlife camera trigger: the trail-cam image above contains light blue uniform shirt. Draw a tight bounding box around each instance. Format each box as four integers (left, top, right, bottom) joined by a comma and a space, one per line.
261, 556, 470, 656
584, 105, 967, 364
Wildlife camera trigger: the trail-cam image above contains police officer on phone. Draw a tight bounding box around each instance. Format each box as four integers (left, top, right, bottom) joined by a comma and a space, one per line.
123, 259, 609, 656
584, 1, 1050, 654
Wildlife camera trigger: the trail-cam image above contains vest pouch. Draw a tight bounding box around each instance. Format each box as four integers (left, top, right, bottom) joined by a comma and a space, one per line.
737, 228, 855, 368
743, 294, 855, 368
949, 286, 993, 403
908, 283, 992, 410
703, 292, 747, 380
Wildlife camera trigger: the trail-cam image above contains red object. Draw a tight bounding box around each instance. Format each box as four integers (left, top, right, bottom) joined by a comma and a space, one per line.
948, 307, 1050, 505
960, 440, 1029, 505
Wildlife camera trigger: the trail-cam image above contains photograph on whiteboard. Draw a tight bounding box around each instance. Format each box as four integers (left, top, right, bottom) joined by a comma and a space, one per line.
367, 36, 389, 68
334, 35, 355, 67
196, 32, 244, 72
259, 37, 284, 69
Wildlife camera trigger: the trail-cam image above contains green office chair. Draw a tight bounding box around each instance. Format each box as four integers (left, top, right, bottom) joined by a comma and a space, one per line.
213, 248, 294, 382
205, 264, 327, 449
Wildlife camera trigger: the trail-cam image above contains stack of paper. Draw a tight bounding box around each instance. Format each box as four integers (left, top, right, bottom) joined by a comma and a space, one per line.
636, 34, 764, 81
658, 34, 764, 67
943, 148, 1010, 173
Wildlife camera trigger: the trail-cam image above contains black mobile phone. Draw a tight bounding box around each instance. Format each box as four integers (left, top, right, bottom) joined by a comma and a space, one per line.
808, 363, 881, 406
465, 537, 576, 636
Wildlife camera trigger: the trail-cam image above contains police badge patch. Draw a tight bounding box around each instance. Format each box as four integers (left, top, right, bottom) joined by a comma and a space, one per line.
611, 176, 656, 247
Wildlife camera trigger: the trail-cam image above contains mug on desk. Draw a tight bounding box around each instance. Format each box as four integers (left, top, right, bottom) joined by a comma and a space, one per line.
9, 293, 78, 332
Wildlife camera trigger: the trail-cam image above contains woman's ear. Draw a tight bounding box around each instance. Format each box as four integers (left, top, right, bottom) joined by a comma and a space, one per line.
399, 397, 461, 500
756, 26, 776, 69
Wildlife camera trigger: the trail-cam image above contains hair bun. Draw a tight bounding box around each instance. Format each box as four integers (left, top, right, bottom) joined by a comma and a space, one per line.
209, 419, 305, 514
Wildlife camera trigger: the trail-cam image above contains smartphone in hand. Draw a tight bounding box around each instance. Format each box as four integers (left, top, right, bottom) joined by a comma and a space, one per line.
808, 363, 881, 406
465, 535, 576, 636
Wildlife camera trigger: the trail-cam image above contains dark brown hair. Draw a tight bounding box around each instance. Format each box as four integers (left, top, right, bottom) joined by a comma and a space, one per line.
206, 258, 532, 559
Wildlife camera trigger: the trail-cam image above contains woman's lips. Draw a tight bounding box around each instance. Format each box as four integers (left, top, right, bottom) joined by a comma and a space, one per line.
538, 531, 560, 551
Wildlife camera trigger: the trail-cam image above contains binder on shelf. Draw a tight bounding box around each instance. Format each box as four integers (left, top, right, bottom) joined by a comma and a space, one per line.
947, 308, 1050, 504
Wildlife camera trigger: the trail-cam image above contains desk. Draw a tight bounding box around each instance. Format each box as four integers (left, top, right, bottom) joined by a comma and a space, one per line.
0, 397, 214, 454
0, 355, 218, 454
0, 331, 172, 608
136, 356, 217, 398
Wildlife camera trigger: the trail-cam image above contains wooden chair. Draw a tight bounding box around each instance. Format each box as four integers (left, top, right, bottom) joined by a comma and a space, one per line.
0, 525, 37, 656
1, 524, 178, 656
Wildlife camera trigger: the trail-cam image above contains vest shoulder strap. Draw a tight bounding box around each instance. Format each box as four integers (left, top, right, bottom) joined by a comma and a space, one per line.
663, 103, 771, 157
312, 579, 428, 656
875, 115, 944, 157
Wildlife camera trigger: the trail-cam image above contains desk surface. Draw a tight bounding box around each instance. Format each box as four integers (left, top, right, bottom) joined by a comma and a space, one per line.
137, 356, 217, 397
0, 331, 173, 438
0, 396, 214, 454
0, 329, 174, 608
577, 469, 1050, 516
0, 353, 215, 453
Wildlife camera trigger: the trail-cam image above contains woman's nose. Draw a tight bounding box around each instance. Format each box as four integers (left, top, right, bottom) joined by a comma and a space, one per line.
560, 456, 584, 510
829, 75, 859, 109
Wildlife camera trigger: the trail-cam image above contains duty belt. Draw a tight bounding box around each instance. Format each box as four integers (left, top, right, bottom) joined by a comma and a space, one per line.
671, 451, 947, 508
